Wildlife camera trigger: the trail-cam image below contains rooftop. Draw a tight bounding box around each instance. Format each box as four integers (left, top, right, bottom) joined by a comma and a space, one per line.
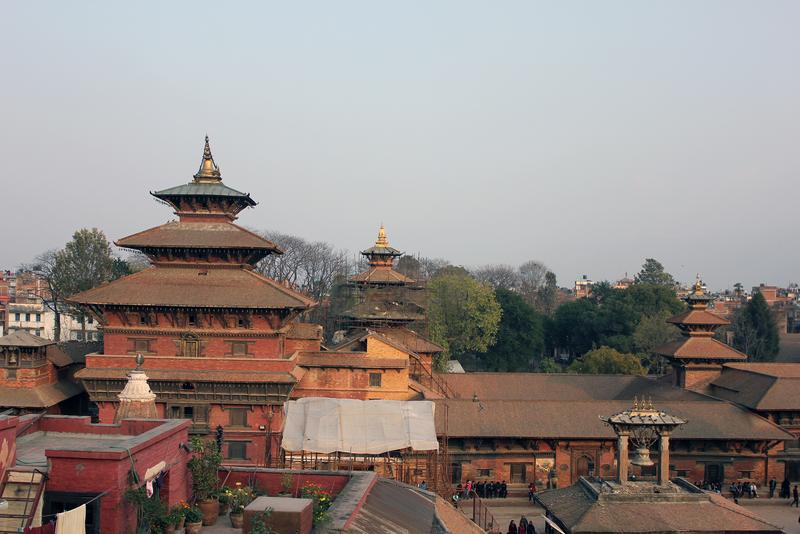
709, 362, 800, 411
536, 477, 782, 533
116, 220, 281, 253
68, 265, 314, 310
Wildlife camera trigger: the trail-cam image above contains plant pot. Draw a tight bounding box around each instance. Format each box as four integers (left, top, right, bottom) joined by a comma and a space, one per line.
197, 499, 219, 526
230, 512, 244, 529
220, 503, 230, 516
185, 520, 203, 534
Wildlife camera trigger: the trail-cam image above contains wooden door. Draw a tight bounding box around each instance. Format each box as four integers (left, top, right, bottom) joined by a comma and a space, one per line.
510, 463, 526, 483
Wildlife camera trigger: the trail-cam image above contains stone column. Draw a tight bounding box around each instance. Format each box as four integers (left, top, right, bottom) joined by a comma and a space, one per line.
618, 431, 629, 485
658, 432, 670, 485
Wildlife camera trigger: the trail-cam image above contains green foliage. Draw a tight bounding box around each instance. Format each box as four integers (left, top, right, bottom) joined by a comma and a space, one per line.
187, 437, 222, 501
537, 357, 563, 373
634, 258, 675, 287
547, 283, 683, 359
299, 482, 333, 525
476, 289, 544, 371
250, 509, 275, 534
124, 486, 168, 532
57, 228, 115, 296
182, 504, 202, 523
632, 311, 681, 354
222, 483, 255, 514
568, 346, 647, 375
732, 292, 780, 361
428, 269, 502, 369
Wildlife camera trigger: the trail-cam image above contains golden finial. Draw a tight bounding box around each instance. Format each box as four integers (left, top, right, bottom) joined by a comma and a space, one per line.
375, 224, 389, 247
633, 396, 639, 410
694, 274, 704, 295
193, 135, 222, 183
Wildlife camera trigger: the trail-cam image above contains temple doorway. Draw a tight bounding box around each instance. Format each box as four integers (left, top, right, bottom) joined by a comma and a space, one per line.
510, 463, 526, 483
786, 461, 800, 482
704, 463, 724, 485
576, 455, 594, 478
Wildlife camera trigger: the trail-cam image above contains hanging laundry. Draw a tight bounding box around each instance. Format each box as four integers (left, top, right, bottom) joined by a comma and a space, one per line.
146, 478, 154, 498
55, 504, 85, 534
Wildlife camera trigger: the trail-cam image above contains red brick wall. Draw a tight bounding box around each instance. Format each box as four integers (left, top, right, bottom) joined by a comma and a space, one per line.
0, 417, 17, 477
103, 332, 284, 359
0, 363, 57, 388
85, 354, 297, 373
44, 419, 190, 534
220, 470, 349, 498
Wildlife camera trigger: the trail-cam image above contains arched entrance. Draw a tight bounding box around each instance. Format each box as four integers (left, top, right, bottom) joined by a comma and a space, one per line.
576, 455, 594, 478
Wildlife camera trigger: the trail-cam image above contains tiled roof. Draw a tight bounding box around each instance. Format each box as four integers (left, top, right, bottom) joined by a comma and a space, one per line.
710, 363, 800, 410
536, 482, 782, 533
298, 353, 408, 369
116, 221, 281, 251
152, 182, 255, 203
373, 327, 444, 354
349, 267, 414, 285
75, 367, 297, 384
440, 373, 712, 402
68, 266, 314, 309
435, 399, 793, 440
0, 381, 83, 408
655, 336, 747, 361
667, 309, 730, 326
341, 301, 425, 322
0, 331, 54, 348
46, 341, 102, 367
287, 322, 323, 340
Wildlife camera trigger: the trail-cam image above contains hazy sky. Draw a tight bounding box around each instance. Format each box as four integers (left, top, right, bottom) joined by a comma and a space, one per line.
2, 2, 798, 290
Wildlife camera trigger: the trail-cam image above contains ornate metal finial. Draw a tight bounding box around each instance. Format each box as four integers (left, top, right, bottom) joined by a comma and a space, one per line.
375, 224, 389, 247
633, 396, 639, 410
193, 135, 222, 183
694, 274, 704, 295
647, 397, 654, 411
135, 353, 145, 370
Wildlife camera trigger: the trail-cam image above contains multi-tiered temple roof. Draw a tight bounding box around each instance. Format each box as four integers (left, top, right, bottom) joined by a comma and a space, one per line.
71, 137, 313, 313
656, 279, 746, 364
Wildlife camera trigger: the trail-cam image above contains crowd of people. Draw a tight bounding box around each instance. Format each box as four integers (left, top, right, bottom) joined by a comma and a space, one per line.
506, 516, 536, 534
725, 477, 800, 506
456, 479, 510, 499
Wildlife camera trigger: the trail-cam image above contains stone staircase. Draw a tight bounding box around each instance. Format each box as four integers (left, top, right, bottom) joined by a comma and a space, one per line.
0, 469, 46, 533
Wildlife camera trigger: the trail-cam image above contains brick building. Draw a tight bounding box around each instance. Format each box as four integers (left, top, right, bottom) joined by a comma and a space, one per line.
71, 137, 317, 466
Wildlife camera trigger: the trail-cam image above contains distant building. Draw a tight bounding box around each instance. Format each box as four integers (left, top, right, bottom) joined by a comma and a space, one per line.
574, 275, 592, 298
5, 300, 100, 341
613, 273, 634, 290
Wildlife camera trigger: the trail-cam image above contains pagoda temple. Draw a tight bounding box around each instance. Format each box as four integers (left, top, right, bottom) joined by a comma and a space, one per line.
655, 278, 746, 389
71, 137, 317, 466
340, 225, 426, 329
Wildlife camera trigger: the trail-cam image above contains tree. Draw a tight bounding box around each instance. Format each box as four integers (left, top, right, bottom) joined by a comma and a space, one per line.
28, 229, 115, 341
634, 258, 675, 287
731, 292, 780, 361
428, 270, 502, 370
396, 255, 422, 280
568, 346, 647, 375
473, 264, 520, 291
633, 311, 681, 374
547, 298, 599, 357
477, 289, 544, 371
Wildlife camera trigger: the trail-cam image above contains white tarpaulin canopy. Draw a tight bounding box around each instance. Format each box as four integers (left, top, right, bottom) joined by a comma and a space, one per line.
281, 397, 439, 454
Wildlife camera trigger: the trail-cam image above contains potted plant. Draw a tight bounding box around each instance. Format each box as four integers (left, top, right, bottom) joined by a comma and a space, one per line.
166, 504, 185, 534
279, 473, 294, 496
299, 482, 333, 526
183, 504, 203, 534
124, 486, 169, 533
229, 482, 255, 529
187, 437, 222, 525
218, 487, 231, 516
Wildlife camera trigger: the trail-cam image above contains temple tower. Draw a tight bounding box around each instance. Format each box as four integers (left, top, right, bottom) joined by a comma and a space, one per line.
655, 278, 746, 390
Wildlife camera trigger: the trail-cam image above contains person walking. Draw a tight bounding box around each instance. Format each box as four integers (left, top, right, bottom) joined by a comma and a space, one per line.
792, 485, 799, 507
782, 478, 790, 499
526, 521, 536, 534
769, 478, 776, 499
507, 520, 517, 534
519, 516, 528, 533
528, 482, 535, 502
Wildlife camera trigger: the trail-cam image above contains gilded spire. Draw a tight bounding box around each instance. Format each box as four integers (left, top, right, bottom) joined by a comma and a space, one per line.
375, 224, 389, 248
693, 274, 704, 296
193, 135, 222, 183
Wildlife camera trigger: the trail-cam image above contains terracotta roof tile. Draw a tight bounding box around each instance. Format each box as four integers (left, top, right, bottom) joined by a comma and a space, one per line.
68, 266, 314, 309
667, 309, 730, 326
287, 322, 323, 340
0, 381, 83, 408
435, 399, 792, 440
373, 327, 444, 354
655, 336, 747, 361
75, 367, 296, 384
116, 221, 281, 251
0, 331, 54, 348
349, 267, 415, 285
710, 363, 800, 410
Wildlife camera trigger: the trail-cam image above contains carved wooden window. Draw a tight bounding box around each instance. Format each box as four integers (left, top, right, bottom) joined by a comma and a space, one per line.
188, 313, 197, 327
369, 372, 382, 387
181, 334, 200, 358
228, 408, 248, 427
6, 369, 16, 380
230, 342, 247, 356
132, 339, 151, 353
226, 441, 248, 460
